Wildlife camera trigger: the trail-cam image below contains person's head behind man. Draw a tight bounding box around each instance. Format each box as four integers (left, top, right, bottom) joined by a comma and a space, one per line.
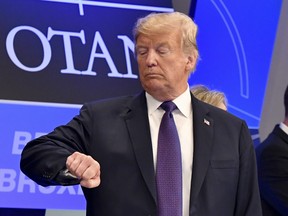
190, 84, 228, 111
133, 12, 199, 102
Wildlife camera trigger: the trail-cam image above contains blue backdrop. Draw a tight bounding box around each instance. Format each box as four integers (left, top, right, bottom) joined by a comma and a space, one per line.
0, 0, 283, 211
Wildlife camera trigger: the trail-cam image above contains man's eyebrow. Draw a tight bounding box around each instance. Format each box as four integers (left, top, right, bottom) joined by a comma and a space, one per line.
135, 45, 147, 49
135, 42, 170, 50
156, 43, 173, 51
157, 42, 169, 47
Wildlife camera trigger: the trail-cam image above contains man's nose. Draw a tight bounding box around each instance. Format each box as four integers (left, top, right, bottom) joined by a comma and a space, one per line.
146, 50, 157, 66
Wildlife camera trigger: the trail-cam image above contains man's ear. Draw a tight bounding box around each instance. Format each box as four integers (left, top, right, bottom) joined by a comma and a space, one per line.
185, 55, 196, 72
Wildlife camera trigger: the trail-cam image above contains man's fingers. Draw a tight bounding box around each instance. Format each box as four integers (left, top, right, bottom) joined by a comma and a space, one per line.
66, 152, 101, 188
66, 152, 82, 170
82, 163, 101, 180
80, 177, 101, 188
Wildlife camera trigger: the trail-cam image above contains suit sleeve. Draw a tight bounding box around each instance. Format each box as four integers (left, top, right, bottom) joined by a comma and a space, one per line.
20, 104, 92, 186
234, 121, 263, 216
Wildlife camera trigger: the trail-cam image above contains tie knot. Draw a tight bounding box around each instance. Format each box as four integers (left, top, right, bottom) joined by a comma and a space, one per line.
160, 101, 177, 113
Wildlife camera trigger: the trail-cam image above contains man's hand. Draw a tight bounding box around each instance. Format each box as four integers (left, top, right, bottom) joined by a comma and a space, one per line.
66, 152, 101, 188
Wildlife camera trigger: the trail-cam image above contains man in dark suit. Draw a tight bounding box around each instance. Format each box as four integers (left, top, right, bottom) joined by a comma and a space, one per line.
256, 85, 288, 215
20, 12, 262, 216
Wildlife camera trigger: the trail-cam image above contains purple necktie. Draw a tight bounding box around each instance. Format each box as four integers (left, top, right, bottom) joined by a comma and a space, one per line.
156, 101, 182, 216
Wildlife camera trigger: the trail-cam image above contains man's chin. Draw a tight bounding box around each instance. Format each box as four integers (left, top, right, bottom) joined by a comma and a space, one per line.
144, 84, 170, 98
144, 81, 163, 91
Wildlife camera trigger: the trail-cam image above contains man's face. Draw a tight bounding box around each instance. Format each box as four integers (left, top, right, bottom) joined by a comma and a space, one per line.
135, 31, 193, 101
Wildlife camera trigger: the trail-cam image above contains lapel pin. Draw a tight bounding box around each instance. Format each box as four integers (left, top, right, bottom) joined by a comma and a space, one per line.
204, 118, 210, 126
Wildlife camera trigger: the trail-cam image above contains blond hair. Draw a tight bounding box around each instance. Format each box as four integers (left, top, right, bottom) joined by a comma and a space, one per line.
190, 85, 228, 109
133, 12, 199, 71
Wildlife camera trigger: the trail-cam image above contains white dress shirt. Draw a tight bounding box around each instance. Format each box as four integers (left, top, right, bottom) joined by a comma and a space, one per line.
280, 122, 288, 135
146, 86, 193, 216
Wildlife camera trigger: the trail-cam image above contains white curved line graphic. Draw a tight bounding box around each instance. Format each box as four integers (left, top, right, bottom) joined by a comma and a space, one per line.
42, 0, 174, 16
211, 0, 249, 98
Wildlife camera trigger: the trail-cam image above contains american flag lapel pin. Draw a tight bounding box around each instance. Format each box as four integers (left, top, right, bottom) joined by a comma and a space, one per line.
204, 118, 210, 126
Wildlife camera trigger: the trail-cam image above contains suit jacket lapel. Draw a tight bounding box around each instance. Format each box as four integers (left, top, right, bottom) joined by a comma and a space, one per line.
123, 92, 157, 203
122, 92, 216, 206
190, 95, 214, 205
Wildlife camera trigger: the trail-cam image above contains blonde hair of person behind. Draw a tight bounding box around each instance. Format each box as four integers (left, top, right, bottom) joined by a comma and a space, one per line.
190, 84, 228, 110
133, 12, 199, 72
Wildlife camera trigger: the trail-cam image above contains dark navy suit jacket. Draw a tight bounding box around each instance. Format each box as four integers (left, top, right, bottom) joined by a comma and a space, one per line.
256, 125, 288, 216
21, 91, 262, 216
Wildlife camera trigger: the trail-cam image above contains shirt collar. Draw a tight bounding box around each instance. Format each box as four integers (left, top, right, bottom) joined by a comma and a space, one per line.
280, 122, 288, 135
146, 85, 192, 118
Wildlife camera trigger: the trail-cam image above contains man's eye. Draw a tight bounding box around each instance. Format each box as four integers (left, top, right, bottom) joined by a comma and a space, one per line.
139, 51, 147, 56
137, 49, 147, 56
158, 49, 169, 54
